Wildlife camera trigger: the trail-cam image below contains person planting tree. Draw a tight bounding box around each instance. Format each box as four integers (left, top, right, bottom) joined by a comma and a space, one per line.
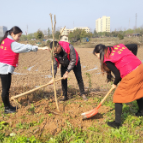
49, 41, 88, 101
93, 43, 143, 129
106, 44, 138, 82
0, 26, 48, 114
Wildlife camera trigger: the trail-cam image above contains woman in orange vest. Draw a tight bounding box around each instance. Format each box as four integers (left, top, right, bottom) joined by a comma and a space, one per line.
49, 41, 88, 101
0, 26, 47, 114
93, 44, 143, 128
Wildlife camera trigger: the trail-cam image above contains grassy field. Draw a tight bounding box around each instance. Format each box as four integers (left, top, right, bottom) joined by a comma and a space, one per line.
0, 37, 143, 143
1, 96, 143, 143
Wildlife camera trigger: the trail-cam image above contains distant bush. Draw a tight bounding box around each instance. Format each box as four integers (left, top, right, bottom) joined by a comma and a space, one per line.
28, 40, 36, 45
47, 40, 51, 46
118, 34, 124, 40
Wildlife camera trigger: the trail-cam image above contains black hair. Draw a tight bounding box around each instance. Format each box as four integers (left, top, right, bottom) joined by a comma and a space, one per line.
0, 26, 22, 45
93, 44, 113, 73
50, 41, 59, 49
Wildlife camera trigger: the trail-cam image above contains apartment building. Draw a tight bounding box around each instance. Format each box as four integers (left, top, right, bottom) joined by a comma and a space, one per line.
0, 26, 7, 37
96, 16, 110, 33
60, 27, 90, 36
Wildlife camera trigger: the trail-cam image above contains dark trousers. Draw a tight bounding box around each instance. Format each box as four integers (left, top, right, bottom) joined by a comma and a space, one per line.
61, 60, 85, 97
0, 73, 12, 107
115, 98, 143, 123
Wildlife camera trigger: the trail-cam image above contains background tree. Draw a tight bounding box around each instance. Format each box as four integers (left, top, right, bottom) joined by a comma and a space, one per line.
20, 35, 27, 41
118, 34, 124, 40
34, 29, 44, 39
92, 30, 98, 38
80, 30, 87, 39
27, 33, 34, 40
47, 28, 52, 38
68, 29, 89, 42
54, 31, 60, 40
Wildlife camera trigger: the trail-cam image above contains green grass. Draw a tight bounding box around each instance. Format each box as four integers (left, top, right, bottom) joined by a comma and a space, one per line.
16, 122, 30, 130
85, 72, 92, 90
0, 134, 41, 143
1, 93, 143, 143
0, 117, 143, 143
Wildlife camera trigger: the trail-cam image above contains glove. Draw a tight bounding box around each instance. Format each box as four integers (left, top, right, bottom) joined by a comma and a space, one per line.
106, 72, 114, 83
32, 46, 38, 51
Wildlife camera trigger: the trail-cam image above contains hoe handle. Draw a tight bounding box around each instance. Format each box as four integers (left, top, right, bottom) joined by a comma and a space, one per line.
100, 87, 115, 105
11, 77, 64, 100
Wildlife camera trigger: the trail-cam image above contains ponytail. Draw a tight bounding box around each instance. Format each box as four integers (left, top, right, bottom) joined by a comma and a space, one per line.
0, 26, 22, 45
0, 30, 9, 45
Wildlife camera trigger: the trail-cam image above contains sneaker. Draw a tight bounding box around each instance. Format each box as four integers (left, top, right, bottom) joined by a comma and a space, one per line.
135, 110, 143, 117
59, 96, 68, 101
107, 121, 121, 129
81, 94, 88, 101
4, 107, 16, 114
9, 105, 17, 110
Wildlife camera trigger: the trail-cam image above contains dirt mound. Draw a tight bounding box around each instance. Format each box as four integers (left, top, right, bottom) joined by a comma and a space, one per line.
3, 96, 111, 138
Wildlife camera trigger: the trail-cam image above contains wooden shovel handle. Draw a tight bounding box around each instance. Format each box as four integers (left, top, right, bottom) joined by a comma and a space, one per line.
100, 87, 115, 105
11, 77, 64, 100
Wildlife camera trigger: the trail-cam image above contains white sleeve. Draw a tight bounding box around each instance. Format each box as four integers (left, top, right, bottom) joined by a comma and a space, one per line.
11, 41, 38, 53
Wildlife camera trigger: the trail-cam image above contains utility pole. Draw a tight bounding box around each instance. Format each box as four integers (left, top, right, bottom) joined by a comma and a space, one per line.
134, 13, 137, 34
129, 19, 130, 29
27, 25, 28, 35
135, 13, 137, 29
26, 25, 28, 43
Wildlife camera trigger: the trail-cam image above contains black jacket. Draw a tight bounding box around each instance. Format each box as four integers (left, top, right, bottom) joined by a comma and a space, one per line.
51, 44, 79, 76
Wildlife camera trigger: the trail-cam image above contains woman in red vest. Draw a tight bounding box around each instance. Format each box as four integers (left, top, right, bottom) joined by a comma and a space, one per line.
49, 41, 88, 101
93, 44, 143, 128
0, 26, 47, 114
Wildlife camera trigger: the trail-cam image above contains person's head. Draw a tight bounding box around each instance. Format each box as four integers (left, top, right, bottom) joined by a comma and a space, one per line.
93, 44, 106, 59
93, 44, 112, 73
0, 26, 22, 45
50, 41, 62, 54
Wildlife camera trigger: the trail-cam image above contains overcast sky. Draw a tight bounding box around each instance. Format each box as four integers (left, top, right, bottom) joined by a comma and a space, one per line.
0, 0, 143, 33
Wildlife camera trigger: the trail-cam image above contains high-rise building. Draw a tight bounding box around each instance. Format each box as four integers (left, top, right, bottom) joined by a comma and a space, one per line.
0, 26, 7, 37
96, 16, 110, 33
60, 27, 90, 36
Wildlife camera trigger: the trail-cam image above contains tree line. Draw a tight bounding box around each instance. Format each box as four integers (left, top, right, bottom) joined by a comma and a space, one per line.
20, 26, 143, 42
93, 27, 143, 38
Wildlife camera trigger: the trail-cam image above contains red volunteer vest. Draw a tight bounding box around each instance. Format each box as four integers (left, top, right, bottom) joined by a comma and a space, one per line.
104, 44, 141, 78
55, 41, 79, 67
0, 38, 19, 67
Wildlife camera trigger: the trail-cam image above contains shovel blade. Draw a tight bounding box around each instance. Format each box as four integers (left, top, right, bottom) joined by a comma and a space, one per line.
81, 103, 102, 119
81, 108, 98, 119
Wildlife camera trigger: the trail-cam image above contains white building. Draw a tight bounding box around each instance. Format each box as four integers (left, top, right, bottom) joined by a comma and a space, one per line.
96, 16, 110, 33
60, 27, 90, 36
0, 26, 7, 37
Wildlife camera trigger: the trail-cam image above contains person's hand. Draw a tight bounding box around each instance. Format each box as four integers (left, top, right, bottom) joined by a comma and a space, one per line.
63, 71, 68, 79
112, 84, 117, 89
38, 47, 49, 50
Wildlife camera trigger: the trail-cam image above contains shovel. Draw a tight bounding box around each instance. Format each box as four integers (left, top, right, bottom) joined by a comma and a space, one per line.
81, 87, 114, 119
